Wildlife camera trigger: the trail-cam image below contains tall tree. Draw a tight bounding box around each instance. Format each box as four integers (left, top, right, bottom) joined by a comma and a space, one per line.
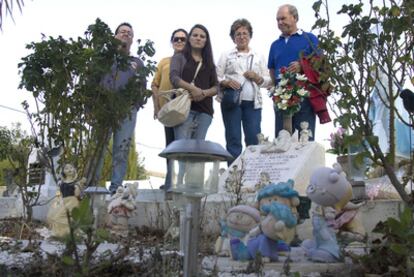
18, 18, 156, 187
312, 0, 414, 206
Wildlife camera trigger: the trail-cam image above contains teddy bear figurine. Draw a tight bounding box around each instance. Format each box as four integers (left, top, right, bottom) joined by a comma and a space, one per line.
215, 205, 260, 256
301, 163, 354, 262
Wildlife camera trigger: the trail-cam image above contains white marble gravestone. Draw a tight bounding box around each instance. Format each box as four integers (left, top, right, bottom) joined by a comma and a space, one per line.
218, 137, 326, 195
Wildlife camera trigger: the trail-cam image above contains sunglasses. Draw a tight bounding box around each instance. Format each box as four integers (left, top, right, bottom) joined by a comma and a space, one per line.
173, 37, 186, 43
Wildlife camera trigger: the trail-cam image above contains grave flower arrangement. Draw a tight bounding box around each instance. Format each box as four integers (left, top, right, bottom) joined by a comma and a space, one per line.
268, 66, 309, 115
327, 127, 349, 155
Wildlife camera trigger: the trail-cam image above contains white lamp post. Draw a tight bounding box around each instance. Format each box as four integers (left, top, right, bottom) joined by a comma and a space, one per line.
159, 139, 232, 277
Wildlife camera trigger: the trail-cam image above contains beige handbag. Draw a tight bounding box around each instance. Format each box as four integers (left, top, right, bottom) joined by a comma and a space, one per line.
157, 89, 191, 127
157, 61, 202, 127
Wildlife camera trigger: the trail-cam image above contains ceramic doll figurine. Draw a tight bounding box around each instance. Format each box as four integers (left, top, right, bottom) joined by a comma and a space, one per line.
47, 163, 86, 237
215, 205, 261, 256
296, 121, 312, 149
230, 202, 297, 262
301, 163, 353, 262
107, 182, 138, 237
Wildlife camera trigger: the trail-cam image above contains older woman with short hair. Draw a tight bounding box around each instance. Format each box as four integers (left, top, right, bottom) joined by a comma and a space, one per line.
217, 18, 271, 164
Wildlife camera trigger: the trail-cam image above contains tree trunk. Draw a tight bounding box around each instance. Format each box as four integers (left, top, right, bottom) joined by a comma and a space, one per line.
382, 155, 413, 208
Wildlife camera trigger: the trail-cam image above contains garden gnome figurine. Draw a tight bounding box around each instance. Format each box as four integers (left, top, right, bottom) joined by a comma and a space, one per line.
47, 163, 86, 237
301, 163, 353, 262
107, 182, 138, 237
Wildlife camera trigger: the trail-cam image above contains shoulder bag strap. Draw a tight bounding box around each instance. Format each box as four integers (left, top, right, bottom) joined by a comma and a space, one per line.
190, 61, 203, 85
248, 55, 254, 70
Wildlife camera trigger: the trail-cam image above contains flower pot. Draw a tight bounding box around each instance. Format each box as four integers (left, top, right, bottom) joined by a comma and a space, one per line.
351, 180, 367, 200
283, 114, 293, 134
336, 155, 367, 200
336, 154, 366, 181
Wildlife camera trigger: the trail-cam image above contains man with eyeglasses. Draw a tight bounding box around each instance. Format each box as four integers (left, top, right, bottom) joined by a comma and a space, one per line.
93, 22, 147, 195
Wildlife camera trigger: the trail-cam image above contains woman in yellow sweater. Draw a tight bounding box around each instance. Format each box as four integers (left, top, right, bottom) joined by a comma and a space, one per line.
151, 28, 188, 191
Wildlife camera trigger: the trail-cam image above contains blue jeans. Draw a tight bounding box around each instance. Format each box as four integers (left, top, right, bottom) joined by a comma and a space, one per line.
94, 106, 138, 193
221, 100, 261, 163
274, 98, 315, 140
173, 110, 212, 185
162, 126, 175, 191
174, 110, 212, 140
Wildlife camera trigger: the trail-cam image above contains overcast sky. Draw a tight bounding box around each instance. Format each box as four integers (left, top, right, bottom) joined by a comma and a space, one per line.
0, 0, 354, 177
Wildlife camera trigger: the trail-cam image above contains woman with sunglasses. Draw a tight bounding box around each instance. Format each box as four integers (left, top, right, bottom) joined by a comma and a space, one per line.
170, 24, 218, 141
151, 28, 188, 192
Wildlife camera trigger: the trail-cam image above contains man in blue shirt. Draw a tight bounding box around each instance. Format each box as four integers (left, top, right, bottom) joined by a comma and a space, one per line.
268, 4, 319, 138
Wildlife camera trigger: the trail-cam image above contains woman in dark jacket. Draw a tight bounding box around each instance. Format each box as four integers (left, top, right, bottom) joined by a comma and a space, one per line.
170, 24, 218, 140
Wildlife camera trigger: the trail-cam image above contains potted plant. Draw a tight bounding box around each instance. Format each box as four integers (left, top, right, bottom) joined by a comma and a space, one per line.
327, 127, 367, 199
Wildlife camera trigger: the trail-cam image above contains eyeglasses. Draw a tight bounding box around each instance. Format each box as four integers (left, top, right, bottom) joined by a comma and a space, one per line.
118, 30, 133, 37
173, 37, 186, 43
235, 32, 250, 38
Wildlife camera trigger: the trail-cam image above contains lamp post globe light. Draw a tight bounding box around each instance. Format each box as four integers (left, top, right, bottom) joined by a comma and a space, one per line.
159, 139, 232, 277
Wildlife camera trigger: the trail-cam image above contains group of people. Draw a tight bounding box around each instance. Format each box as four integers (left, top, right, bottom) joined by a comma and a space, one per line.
101, 4, 324, 194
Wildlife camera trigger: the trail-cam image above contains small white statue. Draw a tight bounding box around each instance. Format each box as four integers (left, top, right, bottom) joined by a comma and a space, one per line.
261, 130, 293, 153
255, 171, 271, 191
296, 121, 313, 149
164, 207, 180, 241
107, 182, 138, 237
257, 133, 270, 145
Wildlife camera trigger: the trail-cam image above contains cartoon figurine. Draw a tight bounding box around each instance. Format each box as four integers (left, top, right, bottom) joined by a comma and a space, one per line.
230, 202, 297, 262
255, 180, 300, 247
107, 182, 138, 237
296, 121, 313, 149
215, 205, 260, 257
47, 163, 86, 237
301, 163, 354, 262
